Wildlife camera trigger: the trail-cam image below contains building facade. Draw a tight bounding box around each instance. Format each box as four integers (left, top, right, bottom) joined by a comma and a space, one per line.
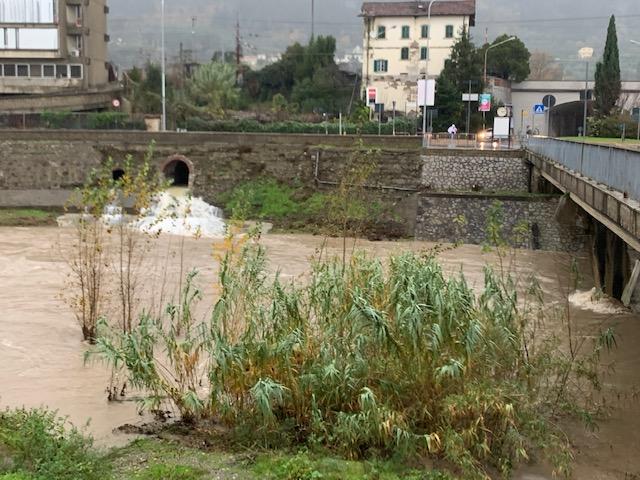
361, 1, 475, 114
0, 0, 110, 98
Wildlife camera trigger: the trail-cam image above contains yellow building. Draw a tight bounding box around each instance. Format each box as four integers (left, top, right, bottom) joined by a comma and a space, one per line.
361, 1, 476, 113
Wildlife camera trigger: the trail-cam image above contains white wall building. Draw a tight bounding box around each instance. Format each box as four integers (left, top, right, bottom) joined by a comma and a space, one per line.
361, 1, 476, 114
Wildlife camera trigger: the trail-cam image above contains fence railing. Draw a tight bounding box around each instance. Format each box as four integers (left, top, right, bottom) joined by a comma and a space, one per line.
0, 112, 146, 130
526, 137, 640, 202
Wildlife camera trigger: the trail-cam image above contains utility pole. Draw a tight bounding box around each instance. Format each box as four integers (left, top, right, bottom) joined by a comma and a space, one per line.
161, 0, 166, 131
235, 17, 242, 86
311, 0, 315, 41
466, 80, 472, 137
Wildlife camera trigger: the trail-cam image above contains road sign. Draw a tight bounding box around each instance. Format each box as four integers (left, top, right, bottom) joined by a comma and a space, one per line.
533, 104, 545, 114
367, 87, 377, 106
418, 79, 436, 107
462, 93, 479, 102
479, 93, 491, 112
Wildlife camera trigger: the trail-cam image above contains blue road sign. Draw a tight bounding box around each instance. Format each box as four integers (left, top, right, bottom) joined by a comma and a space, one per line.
533, 104, 546, 114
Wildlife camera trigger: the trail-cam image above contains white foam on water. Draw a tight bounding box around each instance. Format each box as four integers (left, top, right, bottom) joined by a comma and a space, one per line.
568, 288, 628, 315
134, 191, 226, 238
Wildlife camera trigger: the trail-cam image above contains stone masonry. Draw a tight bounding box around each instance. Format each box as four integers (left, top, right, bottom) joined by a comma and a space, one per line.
415, 194, 587, 251
422, 150, 530, 193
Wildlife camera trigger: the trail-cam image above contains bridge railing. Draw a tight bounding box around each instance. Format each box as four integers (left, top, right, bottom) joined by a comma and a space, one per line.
526, 137, 640, 202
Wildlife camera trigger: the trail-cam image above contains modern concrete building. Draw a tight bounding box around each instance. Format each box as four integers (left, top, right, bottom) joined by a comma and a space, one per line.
360, 0, 476, 114
0, 0, 115, 111
491, 79, 640, 136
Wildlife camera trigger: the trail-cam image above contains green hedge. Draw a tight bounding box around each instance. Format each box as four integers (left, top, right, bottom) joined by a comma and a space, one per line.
589, 114, 639, 138
184, 117, 418, 135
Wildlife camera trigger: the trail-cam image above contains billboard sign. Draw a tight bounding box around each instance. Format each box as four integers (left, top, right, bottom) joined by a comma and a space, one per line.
417, 79, 435, 107
479, 93, 492, 112
367, 87, 377, 106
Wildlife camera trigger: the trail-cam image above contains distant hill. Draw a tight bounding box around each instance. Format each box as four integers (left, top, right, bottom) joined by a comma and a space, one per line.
106, 0, 640, 79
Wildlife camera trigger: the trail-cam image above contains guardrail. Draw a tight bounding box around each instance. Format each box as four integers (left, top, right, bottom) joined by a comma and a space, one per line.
526, 137, 640, 202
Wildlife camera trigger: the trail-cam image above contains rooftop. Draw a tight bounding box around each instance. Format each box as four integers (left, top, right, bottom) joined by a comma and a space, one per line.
361, 1, 476, 18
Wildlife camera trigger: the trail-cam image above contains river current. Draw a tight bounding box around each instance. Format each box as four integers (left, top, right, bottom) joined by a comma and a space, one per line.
0, 227, 638, 478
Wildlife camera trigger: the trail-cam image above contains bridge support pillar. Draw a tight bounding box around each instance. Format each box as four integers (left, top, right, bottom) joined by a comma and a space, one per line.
591, 219, 631, 301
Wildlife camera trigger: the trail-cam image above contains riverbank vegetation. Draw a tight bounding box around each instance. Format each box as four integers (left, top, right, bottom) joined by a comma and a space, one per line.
0, 409, 450, 479
83, 215, 615, 479
0, 209, 59, 227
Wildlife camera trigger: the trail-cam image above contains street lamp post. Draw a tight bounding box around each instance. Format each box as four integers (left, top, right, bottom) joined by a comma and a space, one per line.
631, 41, 640, 139
483, 36, 516, 85
161, 0, 167, 131
421, 0, 440, 148
482, 36, 516, 130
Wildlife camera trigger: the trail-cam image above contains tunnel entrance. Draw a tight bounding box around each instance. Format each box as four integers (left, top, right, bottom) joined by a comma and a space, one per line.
163, 159, 190, 187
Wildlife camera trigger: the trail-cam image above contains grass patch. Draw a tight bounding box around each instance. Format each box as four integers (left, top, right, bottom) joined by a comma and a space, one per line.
108, 438, 447, 480
0, 408, 108, 480
0, 209, 59, 226
108, 438, 236, 480
218, 178, 406, 239
559, 136, 640, 147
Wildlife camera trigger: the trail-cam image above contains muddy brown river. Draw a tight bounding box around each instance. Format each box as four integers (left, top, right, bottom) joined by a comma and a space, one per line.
0, 226, 638, 478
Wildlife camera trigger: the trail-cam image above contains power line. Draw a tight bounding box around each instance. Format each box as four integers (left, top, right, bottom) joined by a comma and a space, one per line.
109, 12, 640, 27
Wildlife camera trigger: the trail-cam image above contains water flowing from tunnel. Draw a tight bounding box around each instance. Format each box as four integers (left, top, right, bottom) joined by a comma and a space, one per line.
134, 188, 226, 238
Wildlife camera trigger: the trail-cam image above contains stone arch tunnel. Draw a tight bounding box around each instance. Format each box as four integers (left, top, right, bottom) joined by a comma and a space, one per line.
162, 156, 192, 187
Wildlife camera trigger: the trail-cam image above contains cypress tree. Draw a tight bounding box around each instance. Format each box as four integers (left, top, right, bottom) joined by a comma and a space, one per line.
594, 15, 621, 116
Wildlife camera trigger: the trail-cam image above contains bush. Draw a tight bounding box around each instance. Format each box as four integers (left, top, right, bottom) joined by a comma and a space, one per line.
588, 113, 639, 138
94, 229, 614, 478
87, 112, 129, 130
0, 408, 108, 480
183, 117, 417, 135
40, 110, 72, 129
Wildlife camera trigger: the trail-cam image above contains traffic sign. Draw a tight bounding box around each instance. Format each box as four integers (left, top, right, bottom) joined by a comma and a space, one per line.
533, 104, 545, 114
479, 93, 492, 112
367, 87, 377, 106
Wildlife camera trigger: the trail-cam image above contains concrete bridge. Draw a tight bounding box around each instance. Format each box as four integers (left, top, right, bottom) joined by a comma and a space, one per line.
525, 138, 640, 304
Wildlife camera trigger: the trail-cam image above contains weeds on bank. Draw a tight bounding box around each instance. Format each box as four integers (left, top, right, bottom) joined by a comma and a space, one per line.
0, 408, 107, 480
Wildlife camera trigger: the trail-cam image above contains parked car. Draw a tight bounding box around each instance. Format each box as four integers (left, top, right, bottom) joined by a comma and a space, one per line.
477, 128, 493, 142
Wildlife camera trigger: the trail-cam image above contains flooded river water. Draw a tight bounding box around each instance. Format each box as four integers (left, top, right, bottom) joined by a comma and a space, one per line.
0, 226, 638, 478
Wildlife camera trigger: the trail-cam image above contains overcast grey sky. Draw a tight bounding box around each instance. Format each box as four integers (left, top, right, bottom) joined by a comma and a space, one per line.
108, 0, 640, 78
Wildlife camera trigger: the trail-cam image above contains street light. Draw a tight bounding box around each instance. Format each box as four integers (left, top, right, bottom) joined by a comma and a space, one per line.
483, 36, 516, 85
578, 48, 594, 142
631, 40, 640, 46
161, 0, 167, 131
422, 0, 440, 148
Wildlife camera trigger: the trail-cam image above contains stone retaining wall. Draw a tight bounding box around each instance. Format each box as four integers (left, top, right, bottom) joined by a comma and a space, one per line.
415, 193, 587, 252
422, 151, 530, 193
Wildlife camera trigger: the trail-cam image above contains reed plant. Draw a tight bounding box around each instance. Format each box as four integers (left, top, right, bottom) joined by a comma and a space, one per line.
92, 225, 615, 478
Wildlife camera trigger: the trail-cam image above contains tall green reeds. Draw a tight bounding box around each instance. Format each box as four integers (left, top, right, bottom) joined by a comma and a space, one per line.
93, 237, 613, 479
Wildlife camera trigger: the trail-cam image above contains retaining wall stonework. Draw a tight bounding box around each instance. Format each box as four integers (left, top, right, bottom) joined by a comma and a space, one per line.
415, 194, 587, 252
421, 152, 530, 193
0, 130, 586, 251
